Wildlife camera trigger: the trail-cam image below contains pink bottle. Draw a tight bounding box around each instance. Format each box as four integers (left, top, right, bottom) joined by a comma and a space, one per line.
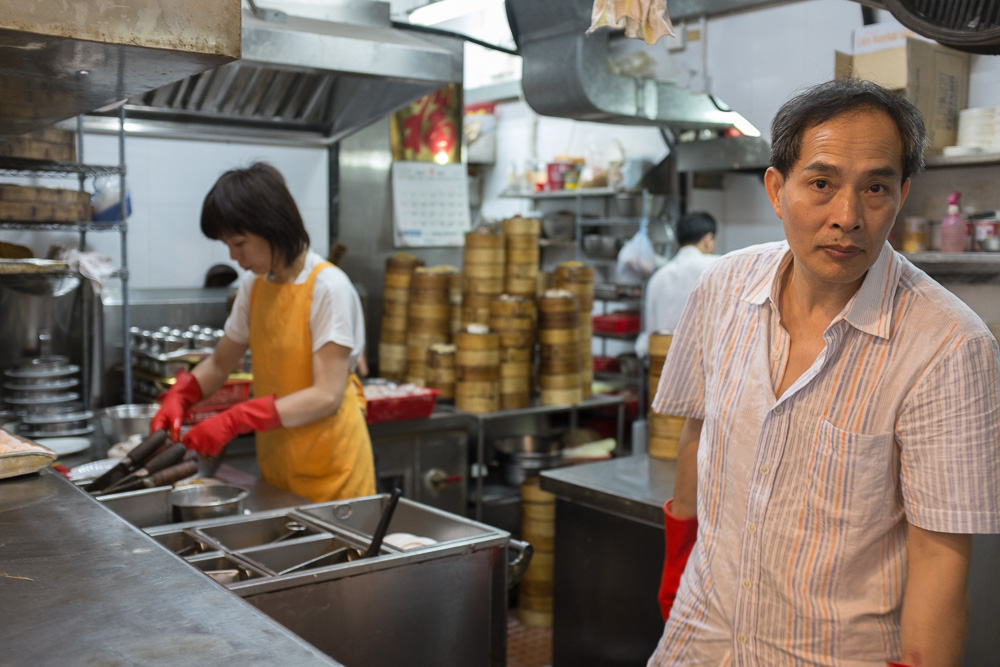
939, 192, 966, 253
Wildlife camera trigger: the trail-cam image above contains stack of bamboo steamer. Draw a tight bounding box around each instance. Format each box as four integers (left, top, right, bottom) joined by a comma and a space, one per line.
425, 343, 457, 401
446, 268, 463, 335
537, 290, 581, 406
648, 330, 684, 459
501, 215, 541, 298
461, 228, 505, 327
554, 262, 595, 398
379, 253, 424, 382
454, 325, 500, 413
518, 477, 555, 627
405, 267, 451, 386
489, 295, 535, 410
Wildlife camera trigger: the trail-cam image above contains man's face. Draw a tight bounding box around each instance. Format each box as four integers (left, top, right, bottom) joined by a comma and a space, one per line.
764, 108, 911, 292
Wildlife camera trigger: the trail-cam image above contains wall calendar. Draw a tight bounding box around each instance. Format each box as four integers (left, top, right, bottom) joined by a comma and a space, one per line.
391, 161, 470, 247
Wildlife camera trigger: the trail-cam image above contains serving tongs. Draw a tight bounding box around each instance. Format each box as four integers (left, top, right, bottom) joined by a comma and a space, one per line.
85, 429, 170, 494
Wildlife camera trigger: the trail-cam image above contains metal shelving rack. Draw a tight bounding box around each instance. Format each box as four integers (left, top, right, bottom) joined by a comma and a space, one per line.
0, 108, 131, 404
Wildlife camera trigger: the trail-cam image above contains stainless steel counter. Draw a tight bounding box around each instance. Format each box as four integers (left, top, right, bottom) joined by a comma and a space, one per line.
540, 453, 675, 527
0, 469, 340, 666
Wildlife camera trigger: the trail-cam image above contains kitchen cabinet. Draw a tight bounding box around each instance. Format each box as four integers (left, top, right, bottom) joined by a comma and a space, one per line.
0, 110, 133, 405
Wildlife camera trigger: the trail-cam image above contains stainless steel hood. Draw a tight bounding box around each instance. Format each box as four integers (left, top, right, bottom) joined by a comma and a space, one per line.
120, 2, 463, 143
0, 0, 240, 137
505, 0, 770, 169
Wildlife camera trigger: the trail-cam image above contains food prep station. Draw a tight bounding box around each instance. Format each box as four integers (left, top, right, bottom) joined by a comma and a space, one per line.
0, 463, 525, 667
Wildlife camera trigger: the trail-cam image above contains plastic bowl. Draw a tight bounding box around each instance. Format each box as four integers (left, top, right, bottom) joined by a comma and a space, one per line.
98, 404, 159, 444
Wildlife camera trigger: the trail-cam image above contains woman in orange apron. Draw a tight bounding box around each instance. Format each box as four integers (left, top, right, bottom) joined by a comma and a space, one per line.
151, 162, 375, 502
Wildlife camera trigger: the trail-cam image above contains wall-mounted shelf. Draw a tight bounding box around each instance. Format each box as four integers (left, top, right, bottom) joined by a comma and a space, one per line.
903, 251, 1000, 283
0, 221, 126, 232
924, 152, 1000, 169
0, 159, 123, 179
499, 187, 619, 200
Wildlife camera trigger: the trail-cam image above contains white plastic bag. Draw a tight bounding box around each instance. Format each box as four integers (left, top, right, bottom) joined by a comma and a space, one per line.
616, 219, 658, 284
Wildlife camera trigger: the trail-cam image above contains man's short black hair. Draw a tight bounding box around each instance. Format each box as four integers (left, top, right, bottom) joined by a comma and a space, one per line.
677, 211, 718, 247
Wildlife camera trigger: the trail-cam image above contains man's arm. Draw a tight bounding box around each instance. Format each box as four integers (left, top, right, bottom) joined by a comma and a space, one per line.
670, 417, 702, 519
899, 524, 972, 667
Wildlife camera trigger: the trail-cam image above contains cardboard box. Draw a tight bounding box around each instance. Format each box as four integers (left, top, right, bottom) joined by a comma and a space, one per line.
852, 22, 931, 55
835, 38, 969, 154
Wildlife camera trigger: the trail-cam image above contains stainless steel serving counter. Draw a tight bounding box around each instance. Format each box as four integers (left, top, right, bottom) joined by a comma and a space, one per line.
0, 469, 341, 667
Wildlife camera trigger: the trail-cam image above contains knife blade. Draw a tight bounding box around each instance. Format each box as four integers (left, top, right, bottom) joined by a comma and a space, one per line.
85, 429, 168, 493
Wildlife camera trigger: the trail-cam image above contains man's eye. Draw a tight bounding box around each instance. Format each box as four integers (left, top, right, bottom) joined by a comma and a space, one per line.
870, 183, 886, 194
813, 179, 829, 190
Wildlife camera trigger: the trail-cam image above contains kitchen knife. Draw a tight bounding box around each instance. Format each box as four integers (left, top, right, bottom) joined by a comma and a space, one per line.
146, 459, 199, 488
85, 429, 168, 493
101, 443, 187, 494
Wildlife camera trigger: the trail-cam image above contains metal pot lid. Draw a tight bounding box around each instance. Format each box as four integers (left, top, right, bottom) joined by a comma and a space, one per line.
4, 378, 79, 392
3, 392, 80, 405
5, 364, 80, 379
18, 425, 95, 438
20, 409, 94, 424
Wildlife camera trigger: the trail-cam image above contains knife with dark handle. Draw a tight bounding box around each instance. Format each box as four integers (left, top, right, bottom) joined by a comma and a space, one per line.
147, 460, 199, 488
85, 429, 169, 493
101, 443, 187, 494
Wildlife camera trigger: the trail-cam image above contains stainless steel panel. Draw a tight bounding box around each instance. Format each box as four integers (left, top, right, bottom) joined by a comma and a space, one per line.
237, 534, 378, 576
97, 485, 173, 528
195, 512, 328, 551
0, 0, 239, 136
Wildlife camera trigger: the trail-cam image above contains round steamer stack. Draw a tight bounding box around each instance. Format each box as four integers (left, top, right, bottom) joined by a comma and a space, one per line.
379, 254, 424, 382
489, 295, 536, 410
554, 262, 595, 398
501, 216, 541, 298
446, 267, 462, 335
405, 267, 451, 386
425, 343, 457, 401
648, 330, 684, 459
461, 228, 505, 328
518, 477, 555, 628
537, 290, 581, 406
454, 326, 501, 413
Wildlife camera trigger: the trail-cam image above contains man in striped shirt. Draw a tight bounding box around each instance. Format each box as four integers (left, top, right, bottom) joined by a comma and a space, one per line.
650, 78, 1000, 666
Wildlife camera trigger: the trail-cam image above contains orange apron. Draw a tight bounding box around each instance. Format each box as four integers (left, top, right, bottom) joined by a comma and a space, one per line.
249, 261, 376, 502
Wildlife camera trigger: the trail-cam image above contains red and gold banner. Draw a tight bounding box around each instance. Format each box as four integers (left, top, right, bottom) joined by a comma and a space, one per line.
391, 83, 462, 164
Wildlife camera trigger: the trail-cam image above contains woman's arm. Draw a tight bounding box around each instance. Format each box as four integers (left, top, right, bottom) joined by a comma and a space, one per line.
899, 524, 972, 667
191, 334, 248, 398
273, 341, 351, 429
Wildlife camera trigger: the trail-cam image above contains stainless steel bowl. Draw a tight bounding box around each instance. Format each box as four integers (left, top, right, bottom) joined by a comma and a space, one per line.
98, 404, 159, 444
171, 484, 248, 523
582, 234, 621, 259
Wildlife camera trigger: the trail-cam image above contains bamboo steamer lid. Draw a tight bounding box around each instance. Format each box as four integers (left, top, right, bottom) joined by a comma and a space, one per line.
410, 267, 450, 291
554, 261, 595, 312
540, 386, 582, 406
464, 227, 505, 249
386, 252, 424, 270
539, 373, 581, 390
501, 215, 541, 236
382, 286, 410, 304
489, 294, 534, 318
379, 329, 407, 345
505, 262, 539, 279
648, 412, 684, 459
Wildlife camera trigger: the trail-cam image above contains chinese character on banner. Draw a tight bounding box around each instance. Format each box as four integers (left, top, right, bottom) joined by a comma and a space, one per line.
390, 83, 462, 165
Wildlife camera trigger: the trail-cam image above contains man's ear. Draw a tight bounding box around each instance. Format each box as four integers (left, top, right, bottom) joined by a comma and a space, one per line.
764, 167, 784, 220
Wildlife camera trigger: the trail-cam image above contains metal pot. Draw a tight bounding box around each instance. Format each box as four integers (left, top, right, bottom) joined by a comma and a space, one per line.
171, 484, 248, 523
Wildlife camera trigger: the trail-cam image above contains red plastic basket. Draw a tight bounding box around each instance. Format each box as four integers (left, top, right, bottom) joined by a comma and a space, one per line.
365, 388, 440, 424
592, 311, 641, 335
593, 356, 620, 373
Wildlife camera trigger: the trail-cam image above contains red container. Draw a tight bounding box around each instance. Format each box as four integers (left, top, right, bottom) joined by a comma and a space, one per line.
365, 388, 440, 424
593, 356, 620, 373
592, 311, 641, 335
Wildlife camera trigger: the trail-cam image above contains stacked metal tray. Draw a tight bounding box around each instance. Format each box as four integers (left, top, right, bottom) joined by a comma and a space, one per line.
3, 355, 93, 438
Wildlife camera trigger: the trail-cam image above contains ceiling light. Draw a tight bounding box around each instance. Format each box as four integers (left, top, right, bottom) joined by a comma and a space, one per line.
409, 0, 504, 26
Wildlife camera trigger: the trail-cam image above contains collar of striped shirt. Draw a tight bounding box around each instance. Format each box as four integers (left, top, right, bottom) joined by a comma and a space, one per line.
739, 241, 902, 340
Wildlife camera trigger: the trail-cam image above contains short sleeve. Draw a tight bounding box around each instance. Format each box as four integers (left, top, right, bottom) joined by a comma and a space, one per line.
651, 275, 709, 419
897, 333, 1000, 534
310, 266, 365, 365
222, 271, 257, 345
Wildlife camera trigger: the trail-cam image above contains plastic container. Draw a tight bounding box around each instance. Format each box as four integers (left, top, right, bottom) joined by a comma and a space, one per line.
365, 388, 440, 424
940, 192, 967, 253
592, 311, 642, 336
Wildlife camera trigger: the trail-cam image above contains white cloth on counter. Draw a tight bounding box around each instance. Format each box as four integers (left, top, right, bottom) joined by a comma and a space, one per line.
224, 250, 366, 372
587, 0, 675, 45
54, 248, 115, 291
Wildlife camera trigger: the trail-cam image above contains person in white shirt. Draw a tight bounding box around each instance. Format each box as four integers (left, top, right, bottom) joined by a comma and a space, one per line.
635, 212, 719, 358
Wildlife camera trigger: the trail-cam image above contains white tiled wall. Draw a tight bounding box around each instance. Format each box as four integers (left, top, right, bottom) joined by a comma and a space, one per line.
1, 134, 329, 290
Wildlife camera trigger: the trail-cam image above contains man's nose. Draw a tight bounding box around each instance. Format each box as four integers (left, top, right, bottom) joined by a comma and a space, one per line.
831, 190, 863, 231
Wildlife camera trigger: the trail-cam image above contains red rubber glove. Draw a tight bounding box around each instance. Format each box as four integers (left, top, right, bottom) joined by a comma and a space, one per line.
182, 395, 282, 458
887, 663, 913, 666
150, 370, 203, 442
658, 498, 698, 622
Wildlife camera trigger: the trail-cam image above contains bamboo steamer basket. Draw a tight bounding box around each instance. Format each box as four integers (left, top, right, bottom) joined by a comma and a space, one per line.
454, 326, 500, 413
502, 216, 540, 297
648, 330, 674, 398
425, 343, 456, 400
519, 478, 555, 627
501, 215, 541, 236
554, 261, 595, 312
648, 330, 682, 459
378, 342, 408, 381
384, 253, 424, 288
537, 290, 580, 404
379, 253, 424, 381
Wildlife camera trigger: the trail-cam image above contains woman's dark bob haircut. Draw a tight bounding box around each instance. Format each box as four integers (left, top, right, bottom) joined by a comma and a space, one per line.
770, 77, 928, 183
201, 162, 309, 268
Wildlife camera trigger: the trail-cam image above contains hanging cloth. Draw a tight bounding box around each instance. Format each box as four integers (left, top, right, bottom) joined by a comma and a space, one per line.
587, 0, 675, 45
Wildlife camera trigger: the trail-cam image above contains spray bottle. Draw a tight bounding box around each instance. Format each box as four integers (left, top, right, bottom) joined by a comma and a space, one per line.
939, 192, 966, 253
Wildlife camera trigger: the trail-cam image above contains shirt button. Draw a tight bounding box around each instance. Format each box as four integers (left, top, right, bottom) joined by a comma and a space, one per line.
742, 579, 752, 589
773, 404, 784, 415
771, 349, 781, 361
737, 634, 747, 644
748, 523, 757, 533
760, 464, 770, 475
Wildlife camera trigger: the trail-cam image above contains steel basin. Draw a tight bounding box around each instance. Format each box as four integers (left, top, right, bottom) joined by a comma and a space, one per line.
195, 513, 326, 551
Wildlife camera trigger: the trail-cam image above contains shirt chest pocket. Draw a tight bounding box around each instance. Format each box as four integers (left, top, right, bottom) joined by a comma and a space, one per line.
809, 420, 897, 531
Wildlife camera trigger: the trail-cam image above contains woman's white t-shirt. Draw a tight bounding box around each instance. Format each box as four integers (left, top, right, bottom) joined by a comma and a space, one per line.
223, 251, 366, 371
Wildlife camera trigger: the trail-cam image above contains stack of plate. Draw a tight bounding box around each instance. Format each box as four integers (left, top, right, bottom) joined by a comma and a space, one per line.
3, 356, 94, 455
945, 107, 1000, 157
